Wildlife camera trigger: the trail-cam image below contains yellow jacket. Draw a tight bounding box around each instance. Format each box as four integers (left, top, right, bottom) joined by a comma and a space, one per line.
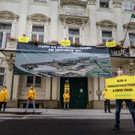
102, 90, 107, 101
132, 99, 135, 102
27, 89, 36, 100
63, 92, 70, 102
0, 89, 8, 102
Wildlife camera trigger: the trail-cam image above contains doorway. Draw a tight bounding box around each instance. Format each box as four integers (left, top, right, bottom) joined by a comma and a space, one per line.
60, 78, 88, 109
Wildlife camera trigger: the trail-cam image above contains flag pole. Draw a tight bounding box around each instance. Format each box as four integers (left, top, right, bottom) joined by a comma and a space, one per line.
121, 7, 135, 46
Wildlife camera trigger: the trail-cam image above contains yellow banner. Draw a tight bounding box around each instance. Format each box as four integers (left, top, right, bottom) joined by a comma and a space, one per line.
61, 40, 70, 46
106, 41, 116, 47
105, 76, 135, 99
18, 36, 29, 43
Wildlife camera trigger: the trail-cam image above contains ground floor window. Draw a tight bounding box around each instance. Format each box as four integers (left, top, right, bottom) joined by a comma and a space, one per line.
27, 76, 41, 87
0, 67, 5, 86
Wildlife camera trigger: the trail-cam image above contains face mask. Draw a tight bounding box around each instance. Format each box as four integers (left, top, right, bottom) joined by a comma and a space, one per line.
3, 88, 5, 89
117, 70, 123, 75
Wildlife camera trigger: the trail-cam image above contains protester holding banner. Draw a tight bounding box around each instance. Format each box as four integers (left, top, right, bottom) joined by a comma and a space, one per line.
0, 86, 8, 112
25, 86, 36, 113
63, 90, 70, 110
102, 88, 111, 113
113, 66, 135, 130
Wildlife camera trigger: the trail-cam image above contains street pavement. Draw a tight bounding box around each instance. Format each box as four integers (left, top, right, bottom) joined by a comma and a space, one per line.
0, 108, 135, 135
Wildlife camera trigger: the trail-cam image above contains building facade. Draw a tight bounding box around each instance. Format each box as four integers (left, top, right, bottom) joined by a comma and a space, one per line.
0, 0, 135, 109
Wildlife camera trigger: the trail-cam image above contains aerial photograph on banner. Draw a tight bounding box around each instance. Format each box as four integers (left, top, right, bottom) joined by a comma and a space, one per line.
14, 44, 112, 77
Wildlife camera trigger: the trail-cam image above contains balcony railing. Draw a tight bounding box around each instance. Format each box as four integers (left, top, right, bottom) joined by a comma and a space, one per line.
109, 48, 130, 57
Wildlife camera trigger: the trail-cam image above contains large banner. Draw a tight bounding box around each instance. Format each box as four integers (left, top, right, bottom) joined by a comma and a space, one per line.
14, 42, 112, 77
106, 76, 135, 99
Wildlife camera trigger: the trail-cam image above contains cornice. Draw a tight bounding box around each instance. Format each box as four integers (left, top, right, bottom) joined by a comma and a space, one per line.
0, 11, 19, 20
59, 14, 89, 25
27, 13, 50, 23
60, 0, 88, 8
96, 20, 117, 28
123, 22, 135, 30
88, 0, 96, 5
113, 0, 122, 8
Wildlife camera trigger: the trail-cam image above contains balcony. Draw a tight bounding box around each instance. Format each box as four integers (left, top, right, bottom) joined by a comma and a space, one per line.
109, 48, 130, 57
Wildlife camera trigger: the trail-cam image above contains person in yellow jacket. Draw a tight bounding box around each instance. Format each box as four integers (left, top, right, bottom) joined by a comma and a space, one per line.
113, 66, 135, 131
63, 90, 70, 110
102, 88, 111, 113
25, 86, 36, 112
0, 86, 8, 112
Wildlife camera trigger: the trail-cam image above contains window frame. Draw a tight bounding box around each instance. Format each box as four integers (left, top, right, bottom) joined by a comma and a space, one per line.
67, 27, 81, 44
99, 0, 110, 8
0, 67, 6, 87
124, 2, 134, 11
26, 76, 42, 88
30, 24, 46, 43
0, 23, 12, 48
128, 32, 135, 46
101, 30, 113, 44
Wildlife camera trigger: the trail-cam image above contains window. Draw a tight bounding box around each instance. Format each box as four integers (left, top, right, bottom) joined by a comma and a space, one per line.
0, 23, 11, 48
100, 0, 109, 8
31, 25, 45, 43
27, 76, 41, 87
0, 68, 5, 86
129, 33, 135, 45
102, 31, 113, 44
124, 2, 134, 11
68, 28, 80, 44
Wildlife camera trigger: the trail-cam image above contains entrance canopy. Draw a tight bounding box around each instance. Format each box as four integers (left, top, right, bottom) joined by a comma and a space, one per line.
14, 42, 112, 77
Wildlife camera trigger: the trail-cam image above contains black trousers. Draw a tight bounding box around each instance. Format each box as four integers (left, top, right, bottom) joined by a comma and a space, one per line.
0, 102, 7, 111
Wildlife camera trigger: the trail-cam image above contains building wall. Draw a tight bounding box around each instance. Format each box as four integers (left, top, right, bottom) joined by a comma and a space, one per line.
0, 0, 135, 109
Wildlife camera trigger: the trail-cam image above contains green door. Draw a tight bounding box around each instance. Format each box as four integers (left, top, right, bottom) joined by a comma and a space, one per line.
60, 78, 88, 109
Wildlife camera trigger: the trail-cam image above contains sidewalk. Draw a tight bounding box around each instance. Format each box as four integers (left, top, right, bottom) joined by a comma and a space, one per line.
0, 108, 132, 119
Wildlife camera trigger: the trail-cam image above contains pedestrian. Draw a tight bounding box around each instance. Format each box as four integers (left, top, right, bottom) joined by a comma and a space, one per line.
25, 86, 36, 112
113, 66, 135, 130
63, 90, 70, 110
0, 86, 8, 112
102, 88, 111, 113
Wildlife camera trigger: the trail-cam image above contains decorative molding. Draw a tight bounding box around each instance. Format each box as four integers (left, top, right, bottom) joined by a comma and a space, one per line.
0, 59, 4, 65
123, 22, 135, 30
0, 11, 19, 20
27, 13, 50, 23
113, 0, 122, 8
96, 20, 117, 28
59, 14, 89, 25
88, 0, 96, 5
5, 54, 15, 71
60, 0, 88, 8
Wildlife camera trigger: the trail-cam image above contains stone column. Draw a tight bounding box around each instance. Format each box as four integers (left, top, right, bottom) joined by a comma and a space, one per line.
17, 0, 29, 37
88, 0, 97, 46
50, 0, 59, 40
113, 0, 124, 45
45, 77, 51, 100
52, 77, 58, 100
87, 77, 94, 108
12, 75, 20, 107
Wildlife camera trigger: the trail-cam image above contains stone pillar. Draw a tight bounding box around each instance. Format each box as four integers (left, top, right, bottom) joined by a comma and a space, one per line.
17, 0, 29, 37
11, 75, 20, 107
45, 77, 51, 100
52, 77, 58, 100
87, 77, 94, 108
88, 0, 97, 46
50, 0, 59, 40
113, 0, 124, 45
